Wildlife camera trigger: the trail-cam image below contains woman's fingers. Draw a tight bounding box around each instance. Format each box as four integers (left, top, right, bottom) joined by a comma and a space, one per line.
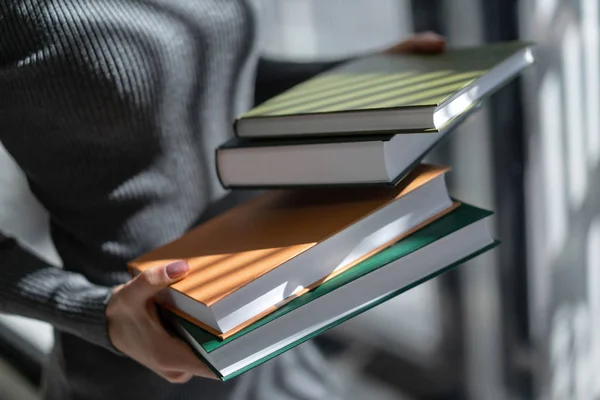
158, 370, 194, 384
385, 31, 446, 54
106, 260, 219, 383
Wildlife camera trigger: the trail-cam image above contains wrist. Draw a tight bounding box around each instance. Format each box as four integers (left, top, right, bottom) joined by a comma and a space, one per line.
105, 284, 126, 356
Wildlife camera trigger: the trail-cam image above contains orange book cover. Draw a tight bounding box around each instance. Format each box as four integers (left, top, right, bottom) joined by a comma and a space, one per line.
129, 164, 455, 338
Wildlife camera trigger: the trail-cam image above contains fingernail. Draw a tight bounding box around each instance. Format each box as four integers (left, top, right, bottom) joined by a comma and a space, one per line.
166, 261, 190, 279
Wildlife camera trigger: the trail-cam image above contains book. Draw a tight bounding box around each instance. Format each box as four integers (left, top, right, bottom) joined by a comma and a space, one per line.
235, 41, 534, 138
217, 101, 480, 189
170, 203, 498, 381
129, 164, 456, 337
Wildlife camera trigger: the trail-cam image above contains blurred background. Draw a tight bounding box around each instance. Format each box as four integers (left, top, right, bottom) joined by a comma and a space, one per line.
0, 0, 598, 399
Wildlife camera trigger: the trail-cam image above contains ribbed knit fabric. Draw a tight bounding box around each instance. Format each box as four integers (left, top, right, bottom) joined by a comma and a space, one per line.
0, 1, 340, 399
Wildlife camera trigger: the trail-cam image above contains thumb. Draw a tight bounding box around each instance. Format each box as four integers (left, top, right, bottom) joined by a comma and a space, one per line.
131, 260, 190, 300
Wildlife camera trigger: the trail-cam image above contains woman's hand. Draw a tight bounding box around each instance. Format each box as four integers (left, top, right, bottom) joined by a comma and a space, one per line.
384, 31, 446, 54
106, 260, 217, 383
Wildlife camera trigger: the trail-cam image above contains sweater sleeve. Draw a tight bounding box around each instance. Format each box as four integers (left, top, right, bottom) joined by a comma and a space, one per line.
0, 2, 135, 354
0, 232, 118, 352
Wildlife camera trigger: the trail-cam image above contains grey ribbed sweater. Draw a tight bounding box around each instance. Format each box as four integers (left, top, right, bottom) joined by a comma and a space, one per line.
0, 0, 339, 399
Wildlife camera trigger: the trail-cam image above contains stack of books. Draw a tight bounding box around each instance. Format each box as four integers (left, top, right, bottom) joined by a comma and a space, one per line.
129, 41, 534, 381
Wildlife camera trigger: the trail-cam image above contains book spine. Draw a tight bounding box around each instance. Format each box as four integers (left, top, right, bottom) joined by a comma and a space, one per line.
232, 118, 242, 138
214, 148, 230, 190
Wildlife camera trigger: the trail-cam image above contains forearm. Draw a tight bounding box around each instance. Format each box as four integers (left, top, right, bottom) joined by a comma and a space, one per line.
0, 232, 116, 351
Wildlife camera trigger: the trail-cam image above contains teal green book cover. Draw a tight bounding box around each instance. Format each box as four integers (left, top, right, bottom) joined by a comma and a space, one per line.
171, 203, 499, 380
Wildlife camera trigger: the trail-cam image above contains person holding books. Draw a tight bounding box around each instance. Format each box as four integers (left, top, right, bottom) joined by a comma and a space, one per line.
0, 1, 444, 399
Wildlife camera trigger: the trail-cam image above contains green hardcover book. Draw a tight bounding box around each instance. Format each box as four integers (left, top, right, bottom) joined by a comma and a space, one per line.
169, 203, 499, 381
235, 41, 534, 139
